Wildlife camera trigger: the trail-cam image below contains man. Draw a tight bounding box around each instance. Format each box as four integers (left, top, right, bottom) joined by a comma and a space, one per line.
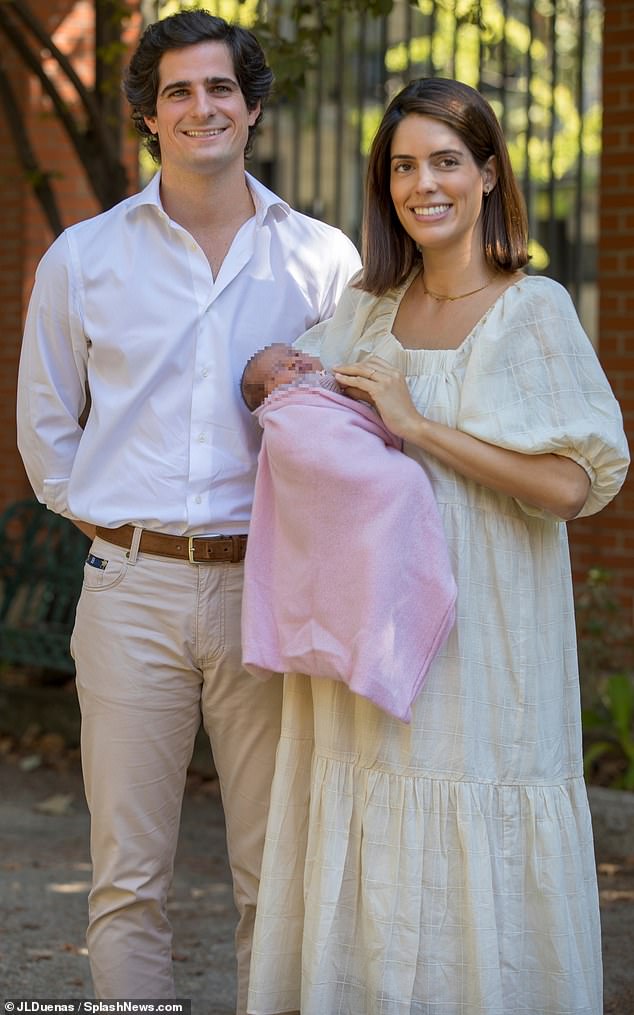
16, 10, 360, 1009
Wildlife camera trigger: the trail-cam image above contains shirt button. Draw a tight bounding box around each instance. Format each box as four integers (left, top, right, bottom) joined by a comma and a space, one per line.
202, 368, 209, 378
197, 433, 206, 443
195, 495, 202, 504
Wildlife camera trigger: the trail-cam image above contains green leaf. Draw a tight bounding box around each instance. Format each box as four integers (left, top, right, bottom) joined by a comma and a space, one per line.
606, 674, 634, 740
621, 762, 634, 791
583, 740, 616, 774
581, 708, 606, 731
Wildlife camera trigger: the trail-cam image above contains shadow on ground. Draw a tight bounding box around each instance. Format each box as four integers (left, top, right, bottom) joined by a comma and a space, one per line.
1, 744, 634, 1014
0, 757, 237, 1014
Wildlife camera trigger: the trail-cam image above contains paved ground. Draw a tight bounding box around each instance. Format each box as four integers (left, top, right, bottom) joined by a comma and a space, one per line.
1, 752, 634, 1014
0, 758, 237, 1013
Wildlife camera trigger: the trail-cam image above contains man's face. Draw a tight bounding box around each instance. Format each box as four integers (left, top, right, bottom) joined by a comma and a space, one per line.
143, 40, 260, 180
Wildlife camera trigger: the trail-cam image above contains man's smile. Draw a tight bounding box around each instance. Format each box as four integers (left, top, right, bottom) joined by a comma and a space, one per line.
182, 127, 227, 137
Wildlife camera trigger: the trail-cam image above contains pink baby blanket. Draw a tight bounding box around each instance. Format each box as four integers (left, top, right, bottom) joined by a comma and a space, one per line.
241, 384, 457, 722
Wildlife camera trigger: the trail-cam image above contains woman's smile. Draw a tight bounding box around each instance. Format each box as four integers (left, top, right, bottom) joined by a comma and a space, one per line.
390, 114, 491, 251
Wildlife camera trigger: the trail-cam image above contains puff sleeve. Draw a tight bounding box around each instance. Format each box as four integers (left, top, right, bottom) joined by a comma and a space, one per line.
457, 277, 629, 518
294, 275, 396, 364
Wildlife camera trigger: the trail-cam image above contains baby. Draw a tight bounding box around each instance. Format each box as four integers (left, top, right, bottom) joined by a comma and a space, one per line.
240, 342, 457, 723
241, 342, 336, 410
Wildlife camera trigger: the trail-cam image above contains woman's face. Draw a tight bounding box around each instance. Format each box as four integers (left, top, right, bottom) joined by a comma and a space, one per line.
389, 113, 496, 257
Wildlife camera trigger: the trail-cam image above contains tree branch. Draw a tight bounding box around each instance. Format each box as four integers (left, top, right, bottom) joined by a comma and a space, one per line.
8, 0, 119, 162
0, 3, 127, 208
0, 55, 64, 236
0, 11, 94, 161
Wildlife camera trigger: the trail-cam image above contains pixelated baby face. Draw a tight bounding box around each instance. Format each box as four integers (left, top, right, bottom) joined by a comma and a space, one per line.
242, 343, 323, 410
258, 344, 322, 394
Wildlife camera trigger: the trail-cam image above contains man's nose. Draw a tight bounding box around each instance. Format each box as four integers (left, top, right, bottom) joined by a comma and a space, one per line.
191, 87, 215, 117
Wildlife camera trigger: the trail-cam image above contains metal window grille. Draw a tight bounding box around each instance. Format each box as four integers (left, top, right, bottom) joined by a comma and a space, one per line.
153, 0, 602, 334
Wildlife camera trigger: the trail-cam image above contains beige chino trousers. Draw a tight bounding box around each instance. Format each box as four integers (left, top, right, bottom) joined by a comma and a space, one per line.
71, 534, 282, 1012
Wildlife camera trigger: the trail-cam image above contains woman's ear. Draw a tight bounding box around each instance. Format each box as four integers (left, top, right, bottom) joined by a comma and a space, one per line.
482, 155, 498, 196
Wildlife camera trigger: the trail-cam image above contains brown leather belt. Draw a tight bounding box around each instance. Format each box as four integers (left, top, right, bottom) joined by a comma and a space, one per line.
95, 525, 247, 563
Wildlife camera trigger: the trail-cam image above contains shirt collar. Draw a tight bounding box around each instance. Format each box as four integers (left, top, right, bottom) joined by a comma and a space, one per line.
124, 170, 163, 213
244, 172, 290, 224
124, 169, 290, 226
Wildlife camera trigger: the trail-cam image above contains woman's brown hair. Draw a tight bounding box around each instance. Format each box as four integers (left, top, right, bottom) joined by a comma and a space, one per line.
358, 77, 529, 296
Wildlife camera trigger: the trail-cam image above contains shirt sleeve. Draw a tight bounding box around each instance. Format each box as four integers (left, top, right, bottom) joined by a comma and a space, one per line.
16, 232, 89, 518
317, 232, 362, 320
456, 278, 630, 519
295, 275, 378, 360
291, 238, 361, 355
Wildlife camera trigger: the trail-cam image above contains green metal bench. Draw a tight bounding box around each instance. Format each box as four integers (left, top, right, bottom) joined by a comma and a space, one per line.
0, 499, 90, 674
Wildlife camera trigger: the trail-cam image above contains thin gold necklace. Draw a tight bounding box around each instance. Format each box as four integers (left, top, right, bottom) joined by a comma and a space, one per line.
421, 275, 493, 302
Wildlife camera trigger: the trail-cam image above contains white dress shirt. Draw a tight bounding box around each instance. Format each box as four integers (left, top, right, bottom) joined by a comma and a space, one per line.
17, 172, 361, 534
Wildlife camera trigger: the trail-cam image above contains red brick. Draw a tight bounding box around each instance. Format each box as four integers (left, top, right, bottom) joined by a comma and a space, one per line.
0, 0, 140, 509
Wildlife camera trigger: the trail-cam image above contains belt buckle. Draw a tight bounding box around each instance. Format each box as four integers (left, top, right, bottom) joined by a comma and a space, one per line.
188, 533, 221, 564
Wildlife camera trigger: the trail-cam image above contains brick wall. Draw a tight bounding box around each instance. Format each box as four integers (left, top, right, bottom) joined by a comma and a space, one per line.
0, 43, 33, 506
24, 0, 103, 289
568, 0, 634, 624
0, 0, 139, 509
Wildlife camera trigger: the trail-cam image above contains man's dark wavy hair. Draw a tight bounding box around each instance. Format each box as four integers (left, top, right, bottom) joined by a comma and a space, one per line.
123, 9, 274, 162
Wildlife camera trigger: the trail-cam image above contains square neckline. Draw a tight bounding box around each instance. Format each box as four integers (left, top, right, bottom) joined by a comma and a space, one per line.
388, 271, 526, 355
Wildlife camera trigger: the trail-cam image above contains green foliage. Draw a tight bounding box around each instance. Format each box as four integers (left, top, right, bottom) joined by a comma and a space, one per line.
24, 167, 62, 186
157, 0, 600, 272
576, 569, 634, 698
576, 569, 634, 790
164, 0, 434, 96
95, 0, 134, 102
244, 0, 414, 97
582, 676, 634, 790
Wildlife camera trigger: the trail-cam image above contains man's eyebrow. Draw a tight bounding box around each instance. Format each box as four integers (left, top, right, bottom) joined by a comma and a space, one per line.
159, 75, 238, 97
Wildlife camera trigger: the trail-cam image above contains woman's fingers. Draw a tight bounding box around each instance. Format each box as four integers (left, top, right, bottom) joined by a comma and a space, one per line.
332, 357, 422, 441
333, 356, 392, 384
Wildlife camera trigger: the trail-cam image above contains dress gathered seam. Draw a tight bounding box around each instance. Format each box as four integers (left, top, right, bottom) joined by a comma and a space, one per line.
311, 749, 584, 789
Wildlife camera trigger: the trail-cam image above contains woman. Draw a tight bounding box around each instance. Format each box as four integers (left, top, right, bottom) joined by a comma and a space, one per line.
247, 79, 629, 1015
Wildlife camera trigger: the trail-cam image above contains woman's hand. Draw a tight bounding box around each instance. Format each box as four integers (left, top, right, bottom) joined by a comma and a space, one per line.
333, 356, 422, 441
335, 356, 590, 520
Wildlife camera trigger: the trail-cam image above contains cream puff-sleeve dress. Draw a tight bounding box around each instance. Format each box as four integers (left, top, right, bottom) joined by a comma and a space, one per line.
247, 275, 630, 1015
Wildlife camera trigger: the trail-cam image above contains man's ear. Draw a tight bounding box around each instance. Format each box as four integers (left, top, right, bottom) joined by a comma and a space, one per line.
247, 101, 261, 127
144, 115, 158, 135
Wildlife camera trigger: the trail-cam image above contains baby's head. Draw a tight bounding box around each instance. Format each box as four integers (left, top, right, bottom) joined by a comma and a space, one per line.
241, 343, 323, 411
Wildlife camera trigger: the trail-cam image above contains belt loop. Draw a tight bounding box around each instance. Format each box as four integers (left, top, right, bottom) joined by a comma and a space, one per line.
127, 525, 143, 565
231, 535, 241, 564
